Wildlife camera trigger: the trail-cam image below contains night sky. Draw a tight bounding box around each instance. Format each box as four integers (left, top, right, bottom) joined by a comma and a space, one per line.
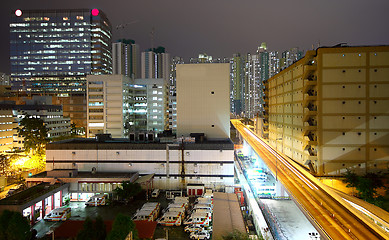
1, 0, 388, 74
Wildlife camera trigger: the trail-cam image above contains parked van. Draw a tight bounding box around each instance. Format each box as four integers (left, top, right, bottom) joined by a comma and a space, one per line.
44, 207, 71, 221
174, 196, 189, 203
193, 203, 213, 211
142, 202, 160, 211
152, 189, 160, 198
192, 208, 212, 219
195, 197, 212, 205
132, 202, 160, 221
166, 207, 186, 219
132, 209, 158, 221
158, 211, 182, 226
85, 194, 107, 206
183, 212, 211, 227
168, 202, 188, 210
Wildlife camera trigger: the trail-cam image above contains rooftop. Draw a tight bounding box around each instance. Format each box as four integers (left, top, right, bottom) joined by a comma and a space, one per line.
0, 182, 65, 205
47, 137, 234, 151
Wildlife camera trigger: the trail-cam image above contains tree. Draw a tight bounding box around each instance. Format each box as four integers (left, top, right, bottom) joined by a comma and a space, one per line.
77, 216, 106, 240
0, 154, 11, 176
17, 115, 48, 155
107, 214, 138, 240
77, 217, 95, 240
94, 216, 107, 240
0, 210, 31, 240
343, 170, 386, 205
222, 230, 251, 240
114, 181, 142, 203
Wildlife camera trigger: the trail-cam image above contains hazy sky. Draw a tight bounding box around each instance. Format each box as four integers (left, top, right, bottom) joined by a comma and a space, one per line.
1, 0, 388, 73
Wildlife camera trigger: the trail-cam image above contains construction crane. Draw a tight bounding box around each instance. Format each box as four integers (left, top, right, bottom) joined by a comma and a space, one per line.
115, 20, 139, 40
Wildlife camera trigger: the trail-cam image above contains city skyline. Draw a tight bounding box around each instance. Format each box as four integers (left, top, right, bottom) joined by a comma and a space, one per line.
1, 0, 389, 74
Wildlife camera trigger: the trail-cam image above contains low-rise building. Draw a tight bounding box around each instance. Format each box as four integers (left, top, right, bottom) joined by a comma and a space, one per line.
44, 134, 234, 192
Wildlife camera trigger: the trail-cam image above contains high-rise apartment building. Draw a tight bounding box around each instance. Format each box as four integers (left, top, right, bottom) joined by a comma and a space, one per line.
141, 51, 171, 81
265, 45, 389, 176
10, 9, 112, 93
244, 54, 261, 118
168, 57, 184, 133
231, 54, 245, 116
112, 40, 139, 78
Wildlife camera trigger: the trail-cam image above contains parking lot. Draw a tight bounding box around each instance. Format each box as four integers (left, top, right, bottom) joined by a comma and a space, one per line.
32, 192, 211, 239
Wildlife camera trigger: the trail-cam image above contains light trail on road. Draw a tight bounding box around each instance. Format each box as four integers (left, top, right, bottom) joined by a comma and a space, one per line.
232, 120, 388, 240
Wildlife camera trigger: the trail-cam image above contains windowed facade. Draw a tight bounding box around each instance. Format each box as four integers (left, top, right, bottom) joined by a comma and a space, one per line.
10, 9, 112, 93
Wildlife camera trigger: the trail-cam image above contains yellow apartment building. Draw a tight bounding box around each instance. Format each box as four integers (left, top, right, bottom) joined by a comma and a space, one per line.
265, 45, 389, 176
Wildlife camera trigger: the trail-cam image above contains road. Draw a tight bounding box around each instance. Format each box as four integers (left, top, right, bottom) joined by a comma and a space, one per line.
231, 119, 388, 240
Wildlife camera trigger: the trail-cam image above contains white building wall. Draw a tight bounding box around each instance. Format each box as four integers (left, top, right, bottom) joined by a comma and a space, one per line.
46, 147, 234, 191
176, 64, 230, 139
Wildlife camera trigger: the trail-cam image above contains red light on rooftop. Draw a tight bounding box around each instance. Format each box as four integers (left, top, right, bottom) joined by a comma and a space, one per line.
15, 9, 22, 17
91, 9, 99, 16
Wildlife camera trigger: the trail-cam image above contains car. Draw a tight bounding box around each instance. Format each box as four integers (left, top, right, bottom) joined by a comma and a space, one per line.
184, 224, 204, 233
205, 226, 213, 234
189, 230, 210, 240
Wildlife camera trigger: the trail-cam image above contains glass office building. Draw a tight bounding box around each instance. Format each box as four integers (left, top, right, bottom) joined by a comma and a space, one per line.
10, 9, 112, 93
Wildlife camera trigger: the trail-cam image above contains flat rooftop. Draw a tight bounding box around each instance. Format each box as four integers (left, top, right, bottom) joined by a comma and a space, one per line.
29, 171, 137, 179
213, 192, 246, 239
0, 182, 65, 205
47, 137, 234, 151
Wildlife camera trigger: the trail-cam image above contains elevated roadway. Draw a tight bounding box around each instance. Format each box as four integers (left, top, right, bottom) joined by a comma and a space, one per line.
232, 119, 388, 240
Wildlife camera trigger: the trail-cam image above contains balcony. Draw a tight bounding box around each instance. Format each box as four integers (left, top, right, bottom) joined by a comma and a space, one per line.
302, 64, 317, 79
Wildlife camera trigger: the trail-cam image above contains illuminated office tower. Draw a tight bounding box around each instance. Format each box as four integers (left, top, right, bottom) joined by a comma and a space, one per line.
112, 40, 139, 78
10, 8, 112, 93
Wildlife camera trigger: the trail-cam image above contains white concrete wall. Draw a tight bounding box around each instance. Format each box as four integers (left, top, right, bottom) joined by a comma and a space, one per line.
176, 64, 230, 139
46, 147, 234, 191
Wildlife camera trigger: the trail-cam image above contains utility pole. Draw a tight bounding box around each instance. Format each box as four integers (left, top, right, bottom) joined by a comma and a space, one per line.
150, 27, 155, 50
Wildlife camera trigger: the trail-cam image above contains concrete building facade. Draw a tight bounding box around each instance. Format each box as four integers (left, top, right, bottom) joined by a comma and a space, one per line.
44, 137, 234, 191
87, 75, 130, 138
176, 64, 230, 139
86, 75, 168, 138
265, 45, 389, 176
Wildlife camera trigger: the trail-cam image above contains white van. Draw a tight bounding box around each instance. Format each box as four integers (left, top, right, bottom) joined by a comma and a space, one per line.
44, 207, 71, 221
193, 203, 213, 211
168, 202, 188, 210
158, 211, 182, 226
152, 189, 160, 198
195, 197, 213, 205
166, 207, 186, 219
132, 209, 157, 221
85, 194, 107, 206
183, 212, 211, 227
174, 196, 189, 203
